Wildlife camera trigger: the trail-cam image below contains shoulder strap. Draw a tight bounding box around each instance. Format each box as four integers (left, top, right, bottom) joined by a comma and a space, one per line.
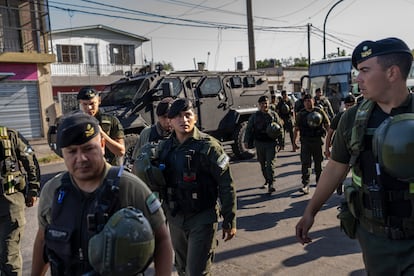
148, 124, 159, 142
349, 99, 376, 166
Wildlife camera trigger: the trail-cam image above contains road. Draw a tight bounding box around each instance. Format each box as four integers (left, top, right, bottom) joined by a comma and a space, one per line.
21, 144, 366, 275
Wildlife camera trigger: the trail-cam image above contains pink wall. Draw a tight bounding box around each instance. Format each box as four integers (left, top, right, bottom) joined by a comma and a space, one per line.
0, 63, 38, 80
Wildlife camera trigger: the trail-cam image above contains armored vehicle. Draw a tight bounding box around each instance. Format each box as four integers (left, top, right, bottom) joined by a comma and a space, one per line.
48, 69, 271, 164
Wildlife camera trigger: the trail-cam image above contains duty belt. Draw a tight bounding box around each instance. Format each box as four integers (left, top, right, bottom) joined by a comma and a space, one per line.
359, 216, 414, 240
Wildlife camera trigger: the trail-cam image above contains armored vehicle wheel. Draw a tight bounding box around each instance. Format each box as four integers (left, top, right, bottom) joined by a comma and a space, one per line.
232, 121, 256, 160
123, 133, 139, 171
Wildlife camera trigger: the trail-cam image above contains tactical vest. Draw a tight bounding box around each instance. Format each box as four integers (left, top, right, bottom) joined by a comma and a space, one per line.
44, 166, 122, 275
297, 108, 326, 138
347, 96, 414, 239
0, 127, 25, 195
160, 136, 218, 216
254, 111, 275, 142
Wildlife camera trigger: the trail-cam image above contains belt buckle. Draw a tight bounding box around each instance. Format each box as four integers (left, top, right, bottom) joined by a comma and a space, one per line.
385, 226, 405, 240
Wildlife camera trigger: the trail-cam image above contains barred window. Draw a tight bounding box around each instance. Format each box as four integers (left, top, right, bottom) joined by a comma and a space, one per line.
109, 44, 135, 65
56, 45, 83, 63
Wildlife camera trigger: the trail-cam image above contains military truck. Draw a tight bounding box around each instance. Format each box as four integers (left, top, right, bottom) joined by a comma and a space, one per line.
48, 69, 271, 165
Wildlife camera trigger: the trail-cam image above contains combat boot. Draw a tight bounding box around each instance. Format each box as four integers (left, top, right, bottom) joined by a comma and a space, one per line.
301, 184, 310, 194
268, 183, 275, 194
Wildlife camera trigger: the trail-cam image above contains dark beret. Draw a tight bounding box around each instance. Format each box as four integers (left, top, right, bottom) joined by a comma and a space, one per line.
156, 97, 174, 116
344, 94, 356, 104
77, 86, 98, 100
57, 112, 100, 149
303, 93, 312, 100
167, 98, 194, 118
352, 37, 412, 68
258, 95, 268, 103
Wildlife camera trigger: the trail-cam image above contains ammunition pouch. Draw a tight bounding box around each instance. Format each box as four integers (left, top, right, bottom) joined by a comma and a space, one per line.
0, 171, 25, 195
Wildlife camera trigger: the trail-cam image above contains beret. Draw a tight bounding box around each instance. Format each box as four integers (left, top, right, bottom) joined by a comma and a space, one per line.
167, 98, 194, 118
352, 37, 412, 68
57, 112, 100, 149
303, 93, 312, 100
258, 95, 268, 103
344, 94, 356, 104
77, 86, 98, 100
156, 97, 174, 116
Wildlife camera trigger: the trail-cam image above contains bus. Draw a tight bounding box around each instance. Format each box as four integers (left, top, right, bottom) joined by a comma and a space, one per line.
302, 56, 357, 113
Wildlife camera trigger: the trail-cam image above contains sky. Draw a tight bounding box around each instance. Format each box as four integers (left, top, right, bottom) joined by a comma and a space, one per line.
48, 0, 414, 71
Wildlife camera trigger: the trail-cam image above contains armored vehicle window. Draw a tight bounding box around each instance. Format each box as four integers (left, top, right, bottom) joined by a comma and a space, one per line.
244, 76, 256, 87
101, 80, 144, 106
199, 77, 222, 97
230, 76, 242, 88
157, 77, 182, 96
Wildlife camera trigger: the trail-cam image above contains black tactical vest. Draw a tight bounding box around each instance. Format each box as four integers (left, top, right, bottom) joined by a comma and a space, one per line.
254, 111, 274, 142
44, 167, 122, 276
161, 138, 217, 216
298, 108, 325, 138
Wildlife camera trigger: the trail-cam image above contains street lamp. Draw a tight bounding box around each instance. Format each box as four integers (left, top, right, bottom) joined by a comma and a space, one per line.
323, 0, 344, 59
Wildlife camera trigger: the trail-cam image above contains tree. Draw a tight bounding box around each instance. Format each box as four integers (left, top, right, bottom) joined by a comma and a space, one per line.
256, 58, 281, 68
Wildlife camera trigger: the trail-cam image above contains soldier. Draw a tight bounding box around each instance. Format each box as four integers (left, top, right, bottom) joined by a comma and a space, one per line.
31, 112, 173, 275
276, 90, 297, 151
244, 95, 284, 193
269, 94, 277, 112
77, 86, 125, 165
314, 88, 335, 119
294, 91, 306, 117
293, 94, 330, 194
295, 37, 414, 274
0, 127, 39, 276
131, 97, 173, 159
158, 98, 237, 275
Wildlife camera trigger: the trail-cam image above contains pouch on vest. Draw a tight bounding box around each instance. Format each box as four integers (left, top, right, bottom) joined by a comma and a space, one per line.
337, 200, 357, 239
45, 224, 74, 268
132, 142, 166, 198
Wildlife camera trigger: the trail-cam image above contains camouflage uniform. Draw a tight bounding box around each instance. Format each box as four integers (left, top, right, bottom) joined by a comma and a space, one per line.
0, 127, 39, 276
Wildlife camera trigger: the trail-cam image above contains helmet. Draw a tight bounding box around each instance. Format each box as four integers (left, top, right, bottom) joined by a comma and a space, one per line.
266, 122, 282, 139
372, 114, 414, 181
280, 102, 290, 115
132, 142, 166, 194
307, 111, 323, 128
88, 207, 155, 275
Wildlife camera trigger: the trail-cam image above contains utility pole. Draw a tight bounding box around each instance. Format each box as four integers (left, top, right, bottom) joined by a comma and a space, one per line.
246, 0, 256, 70
307, 23, 312, 91
323, 0, 344, 59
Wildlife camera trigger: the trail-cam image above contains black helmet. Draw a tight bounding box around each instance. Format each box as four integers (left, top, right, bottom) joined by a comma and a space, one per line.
372, 114, 414, 181
307, 111, 323, 128
280, 102, 290, 115
266, 122, 282, 139
88, 207, 155, 275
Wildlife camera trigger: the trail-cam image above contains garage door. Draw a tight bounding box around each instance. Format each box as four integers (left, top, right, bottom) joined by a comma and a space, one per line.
0, 82, 41, 138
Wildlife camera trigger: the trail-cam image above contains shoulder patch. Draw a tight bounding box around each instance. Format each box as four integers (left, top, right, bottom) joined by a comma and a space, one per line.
146, 192, 161, 214
217, 153, 230, 169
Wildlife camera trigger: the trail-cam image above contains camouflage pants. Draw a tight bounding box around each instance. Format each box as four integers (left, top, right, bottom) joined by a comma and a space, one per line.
0, 213, 25, 276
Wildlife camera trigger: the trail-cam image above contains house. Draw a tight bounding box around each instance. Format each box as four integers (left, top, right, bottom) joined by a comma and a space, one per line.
50, 24, 149, 113
260, 66, 308, 93
0, 0, 55, 139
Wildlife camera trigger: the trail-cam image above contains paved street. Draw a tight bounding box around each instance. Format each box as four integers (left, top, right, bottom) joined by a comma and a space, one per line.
22, 142, 366, 275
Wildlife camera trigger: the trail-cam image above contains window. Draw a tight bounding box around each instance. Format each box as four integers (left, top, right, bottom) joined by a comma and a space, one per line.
56, 45, 83, 63
199, 77, 222, 96
110, 44, 135, 65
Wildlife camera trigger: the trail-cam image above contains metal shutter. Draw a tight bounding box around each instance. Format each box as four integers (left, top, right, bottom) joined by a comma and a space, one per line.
0, 82, 41, 138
